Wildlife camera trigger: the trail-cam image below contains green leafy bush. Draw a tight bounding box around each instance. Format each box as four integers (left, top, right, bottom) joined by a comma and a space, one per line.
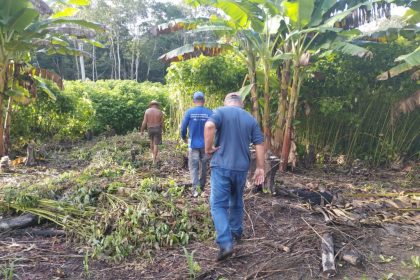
65, 80, 168, 134
299, 43, 419, 164
11, 80, 168, 147
165, 52, 247, 131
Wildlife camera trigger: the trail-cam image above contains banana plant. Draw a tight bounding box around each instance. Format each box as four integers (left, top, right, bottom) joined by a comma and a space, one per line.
3, 63, 62, 154
274, 0, 384, 170
156, 0, 403, 165
375, 2, 420, 80
0, 0, 104, 156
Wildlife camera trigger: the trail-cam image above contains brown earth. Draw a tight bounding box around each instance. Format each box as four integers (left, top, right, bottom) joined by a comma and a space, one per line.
0, 140, 419, 280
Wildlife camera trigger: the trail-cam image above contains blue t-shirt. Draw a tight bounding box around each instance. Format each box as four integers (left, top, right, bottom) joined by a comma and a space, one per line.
180, 106, 213, 149
208, 106, 264, 171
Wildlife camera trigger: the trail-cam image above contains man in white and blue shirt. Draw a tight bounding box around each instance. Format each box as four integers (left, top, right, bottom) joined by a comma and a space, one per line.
181, 91, 213, 197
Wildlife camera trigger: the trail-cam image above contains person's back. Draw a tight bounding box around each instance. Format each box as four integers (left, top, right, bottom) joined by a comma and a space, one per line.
182, 106, 213, 148
210, 106, 262, 172
204, 92, 264, 261
145, 107, 163, 128
140, 101, 164, 164
181, 91, 213, 197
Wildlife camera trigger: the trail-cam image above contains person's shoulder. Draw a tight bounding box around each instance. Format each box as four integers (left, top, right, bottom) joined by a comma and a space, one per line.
237, 108, 258, 122
204, 107, 213, 114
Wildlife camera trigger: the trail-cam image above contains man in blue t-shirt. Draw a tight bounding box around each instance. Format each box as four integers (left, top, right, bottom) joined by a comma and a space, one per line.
181, 91, 213, 197
204, 92, 265, 261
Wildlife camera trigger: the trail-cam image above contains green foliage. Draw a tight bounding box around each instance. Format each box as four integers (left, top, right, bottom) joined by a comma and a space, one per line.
11, 80, 93, 146
0, 134, 213, 262
299, 43, 419, 165
165, 52, 246, 130
1, 261, 15, 280
64, 80, 169, 135
183, 247, 201, 279
11, 80, 168, 147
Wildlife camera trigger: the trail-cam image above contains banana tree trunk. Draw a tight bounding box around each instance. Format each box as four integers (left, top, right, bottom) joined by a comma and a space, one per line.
263, 60, 271, 151
3, 96, 13, 155
280, 64, 299, 172
273, 60, 291, 157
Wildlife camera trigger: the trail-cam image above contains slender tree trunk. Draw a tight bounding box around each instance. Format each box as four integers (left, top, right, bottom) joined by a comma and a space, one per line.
53, 57, 62, 77
273, 60, 291, 157
92, 45, 96, 81
146, 40, 157, 80
135, 53, 139, 82
130, 50, 134, 80
280, 64, 299, 172
78, 42, 86, 81
110, 36, 117, 79
262, 60, 271, 152
3, 96, 12, 155
116, 33, 121, 80
0, 64, 6, 157
73, 40, 80, 80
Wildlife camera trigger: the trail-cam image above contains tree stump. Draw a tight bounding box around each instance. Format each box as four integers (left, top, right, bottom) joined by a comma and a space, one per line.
85, 129, 93, 140
0, 156, 10, 173
25, 142, 36, 166
247, 149, 281, 195
265, 155, 280, 194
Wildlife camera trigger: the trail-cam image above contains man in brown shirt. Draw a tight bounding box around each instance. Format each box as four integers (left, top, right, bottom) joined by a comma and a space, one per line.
140, 100, 164, 164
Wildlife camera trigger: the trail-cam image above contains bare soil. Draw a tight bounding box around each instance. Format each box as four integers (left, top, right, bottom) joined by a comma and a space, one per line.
1, 140, 419, 280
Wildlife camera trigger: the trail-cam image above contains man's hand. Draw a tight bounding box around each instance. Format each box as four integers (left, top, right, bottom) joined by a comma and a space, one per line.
205, 146, 219, 157
183, 138, 188, 144
253, 167, 265, 185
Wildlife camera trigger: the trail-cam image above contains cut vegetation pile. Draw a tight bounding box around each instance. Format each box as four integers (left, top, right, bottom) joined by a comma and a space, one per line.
0, 133, 212, 261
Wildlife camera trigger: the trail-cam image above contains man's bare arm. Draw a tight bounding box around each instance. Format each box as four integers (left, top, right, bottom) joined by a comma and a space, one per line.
253, 143, 265, 185
161, 112, 165, 133
140, 112, 147, 133
204, 121, 218, 154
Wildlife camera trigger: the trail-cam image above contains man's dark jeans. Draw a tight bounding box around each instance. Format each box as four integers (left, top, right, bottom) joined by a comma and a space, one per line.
210, 167, 247, 250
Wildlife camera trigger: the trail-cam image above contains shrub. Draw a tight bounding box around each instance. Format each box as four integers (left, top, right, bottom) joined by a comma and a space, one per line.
11, 80, 169, 147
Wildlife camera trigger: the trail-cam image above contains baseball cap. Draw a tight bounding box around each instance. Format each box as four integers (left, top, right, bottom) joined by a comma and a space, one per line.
193, 91, 205, 101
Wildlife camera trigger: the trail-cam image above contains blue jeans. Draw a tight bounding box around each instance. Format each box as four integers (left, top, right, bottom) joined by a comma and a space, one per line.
189, 148, 208, 191
210, 167, 248, 249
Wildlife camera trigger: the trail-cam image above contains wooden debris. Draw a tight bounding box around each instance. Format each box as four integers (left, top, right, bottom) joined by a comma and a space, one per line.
321, 233, 336, 277
314, 206, 333, 224
25, 142, 36, 166
248, 150, 281, 195
265, 155, 280, 195
0, 214, 38, 232
0, 156, 10, 172
340, 250, 363, 267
